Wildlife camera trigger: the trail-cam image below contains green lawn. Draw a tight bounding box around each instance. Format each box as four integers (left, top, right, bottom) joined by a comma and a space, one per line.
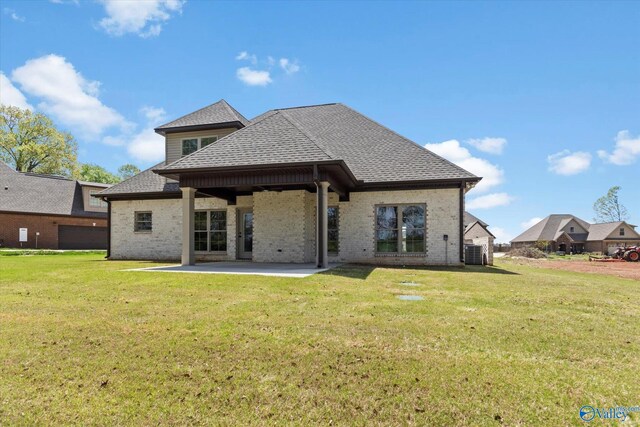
1, 253, 638, 425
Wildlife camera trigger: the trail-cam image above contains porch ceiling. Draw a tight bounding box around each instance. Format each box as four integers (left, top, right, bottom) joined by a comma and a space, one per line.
176, 163, 355, 203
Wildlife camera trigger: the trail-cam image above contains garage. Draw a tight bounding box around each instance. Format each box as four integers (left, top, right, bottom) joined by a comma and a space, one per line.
58, 225, 108, 249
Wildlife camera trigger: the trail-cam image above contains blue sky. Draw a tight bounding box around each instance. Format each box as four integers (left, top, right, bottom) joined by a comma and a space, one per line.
1, 0, 639, 242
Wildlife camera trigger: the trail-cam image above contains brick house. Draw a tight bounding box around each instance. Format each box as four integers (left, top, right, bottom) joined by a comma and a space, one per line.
510, 214, 640, 254
0, 162, 110, 249
99, 100, 481, 266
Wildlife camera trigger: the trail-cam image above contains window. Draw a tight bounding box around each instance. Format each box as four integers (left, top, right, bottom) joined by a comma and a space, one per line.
328, 207, 339, 253
620, 228, 625, 236
570, 226, 575, 233
89, 190, 108, 208
181, 136, 218, 157
134, 212, 152, 232
201, 136, 218, 148
193, 210, 227, 252
375, 205, 426, 253
182, 139, 198, 156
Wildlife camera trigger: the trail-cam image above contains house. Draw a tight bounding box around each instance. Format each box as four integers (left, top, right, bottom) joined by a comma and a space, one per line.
510, 214, 640, 254
99, 100, 481, 266
0, 161, 110, 249
464, 211, 494, 240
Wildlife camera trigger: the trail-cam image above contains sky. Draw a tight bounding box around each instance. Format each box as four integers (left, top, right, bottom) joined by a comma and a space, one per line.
1, 0, 639, 242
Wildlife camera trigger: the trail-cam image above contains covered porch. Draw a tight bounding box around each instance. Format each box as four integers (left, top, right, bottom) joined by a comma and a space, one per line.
156, 162, 357, 269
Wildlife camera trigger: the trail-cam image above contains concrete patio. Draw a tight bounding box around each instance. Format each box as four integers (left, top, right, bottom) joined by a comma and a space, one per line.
125, 261, 340, 278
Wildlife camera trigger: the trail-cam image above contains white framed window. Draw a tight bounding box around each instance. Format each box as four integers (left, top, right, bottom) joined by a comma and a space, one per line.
620, 228, 625, 236
89, 190, 108, 208
194, 210, 227, 252
375, 204, 426, 253
134, 211, 152, 232
181, 136, 219, 157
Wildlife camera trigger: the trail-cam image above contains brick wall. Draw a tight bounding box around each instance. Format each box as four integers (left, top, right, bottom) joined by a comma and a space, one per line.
109, 187, 462, 265
0, 212, 107, 249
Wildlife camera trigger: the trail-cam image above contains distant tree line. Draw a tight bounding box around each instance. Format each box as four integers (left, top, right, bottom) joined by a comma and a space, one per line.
0, 105, 140, 184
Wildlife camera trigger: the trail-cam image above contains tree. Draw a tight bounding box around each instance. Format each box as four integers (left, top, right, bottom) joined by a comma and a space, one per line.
118, 163, 140, 180
593, 186, 629, 223
78, 163, 120, 184
0, 105, 78, 177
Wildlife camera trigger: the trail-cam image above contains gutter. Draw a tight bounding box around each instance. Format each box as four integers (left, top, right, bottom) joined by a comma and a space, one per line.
459, 180, 465, 263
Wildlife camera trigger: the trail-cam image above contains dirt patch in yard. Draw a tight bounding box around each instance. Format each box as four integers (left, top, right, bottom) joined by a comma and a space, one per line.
507, 258, 640, 281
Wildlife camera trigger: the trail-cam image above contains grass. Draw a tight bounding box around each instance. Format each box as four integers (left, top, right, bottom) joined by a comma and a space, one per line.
1, 254, 638, 425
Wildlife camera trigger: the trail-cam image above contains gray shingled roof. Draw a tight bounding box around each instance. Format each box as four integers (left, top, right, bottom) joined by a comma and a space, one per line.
156, 99, 249, 131
158, 103, 478, 183
464, 211, 488, 228
0, 162, 107, 217
587, 222, 640, 241
98, 162, 180, 196
511, 214, 591, 243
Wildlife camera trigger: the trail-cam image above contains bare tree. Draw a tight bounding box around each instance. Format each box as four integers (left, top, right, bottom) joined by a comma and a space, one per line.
593, 186, 629, 223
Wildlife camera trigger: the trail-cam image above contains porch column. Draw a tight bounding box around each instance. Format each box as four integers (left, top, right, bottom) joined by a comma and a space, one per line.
181, 187, 196, 266
316, 181, 330, 268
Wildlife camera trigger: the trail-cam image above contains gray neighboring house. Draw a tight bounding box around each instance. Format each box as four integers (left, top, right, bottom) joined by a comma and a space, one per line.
99, 100, 481, 266
0, 161, 110, 249
463, 211, 494, 240
510, 214, 640, 254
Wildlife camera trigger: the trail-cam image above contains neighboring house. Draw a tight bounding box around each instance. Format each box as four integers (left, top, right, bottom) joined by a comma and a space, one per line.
99, 100, 481, 266
510, 214, 640, 254
464, 211, 494, 240
0, 161, 110, 249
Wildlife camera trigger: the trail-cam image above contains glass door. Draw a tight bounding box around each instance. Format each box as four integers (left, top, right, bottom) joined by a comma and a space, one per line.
238, 209, 253, 259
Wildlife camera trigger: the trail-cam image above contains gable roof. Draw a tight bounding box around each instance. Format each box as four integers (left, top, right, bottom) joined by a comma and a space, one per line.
98, 162, 180, 197
465, 220, 495, 238
0, 162, 107, 217
464, 211, 488, 228
511, 214, 591, 243
157, 103, 478, 184
587, 222, 640, 241
155, 99, 249, 132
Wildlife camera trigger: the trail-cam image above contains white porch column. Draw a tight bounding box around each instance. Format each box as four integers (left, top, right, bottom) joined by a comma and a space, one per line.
316, 181, 330, 268
181, 187, 196, 266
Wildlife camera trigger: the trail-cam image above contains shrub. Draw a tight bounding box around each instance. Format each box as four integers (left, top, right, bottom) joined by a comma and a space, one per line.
506, 247, 547, 259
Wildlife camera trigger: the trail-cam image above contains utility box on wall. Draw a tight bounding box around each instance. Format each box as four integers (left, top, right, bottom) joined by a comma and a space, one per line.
19, 228, 28, 243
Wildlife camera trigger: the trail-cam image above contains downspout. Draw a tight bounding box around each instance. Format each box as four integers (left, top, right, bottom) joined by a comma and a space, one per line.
105, 199, 111, 259
459, 180, 465, 264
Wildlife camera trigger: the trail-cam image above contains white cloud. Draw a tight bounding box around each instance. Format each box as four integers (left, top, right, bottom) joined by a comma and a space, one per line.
597, 130, 640, 166
236, 67, 272, 86
127, 106, 167, 163
424, 139, 504, 193
98, 0, 185, 38
235, 51, 257, 65
11, 54, 131, 139
521, 217, 543, 229
547, 150, 591, 175
466, 137, 507, 155
279, 58, 300, 75
489, 227, 513, 243
466, 193, 514, 210
4, 8, 25, 22
0, 72, 33, 110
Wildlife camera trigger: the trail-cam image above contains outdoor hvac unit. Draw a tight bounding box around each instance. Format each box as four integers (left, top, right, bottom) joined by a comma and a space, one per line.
465, 245, 484, 265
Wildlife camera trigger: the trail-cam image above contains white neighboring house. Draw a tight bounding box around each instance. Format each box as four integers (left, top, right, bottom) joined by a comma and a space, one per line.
99, 100, 481, 267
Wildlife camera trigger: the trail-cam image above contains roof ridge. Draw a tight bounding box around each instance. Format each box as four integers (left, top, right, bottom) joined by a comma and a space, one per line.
273, 103, 338, 111
220, 99, 249, 125
157, 100, 225, 128
338, 103, 479, 180
278, 110, 337, 160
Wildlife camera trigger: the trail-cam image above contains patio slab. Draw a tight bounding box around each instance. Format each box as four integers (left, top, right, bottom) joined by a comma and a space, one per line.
124, 261, 339, 278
